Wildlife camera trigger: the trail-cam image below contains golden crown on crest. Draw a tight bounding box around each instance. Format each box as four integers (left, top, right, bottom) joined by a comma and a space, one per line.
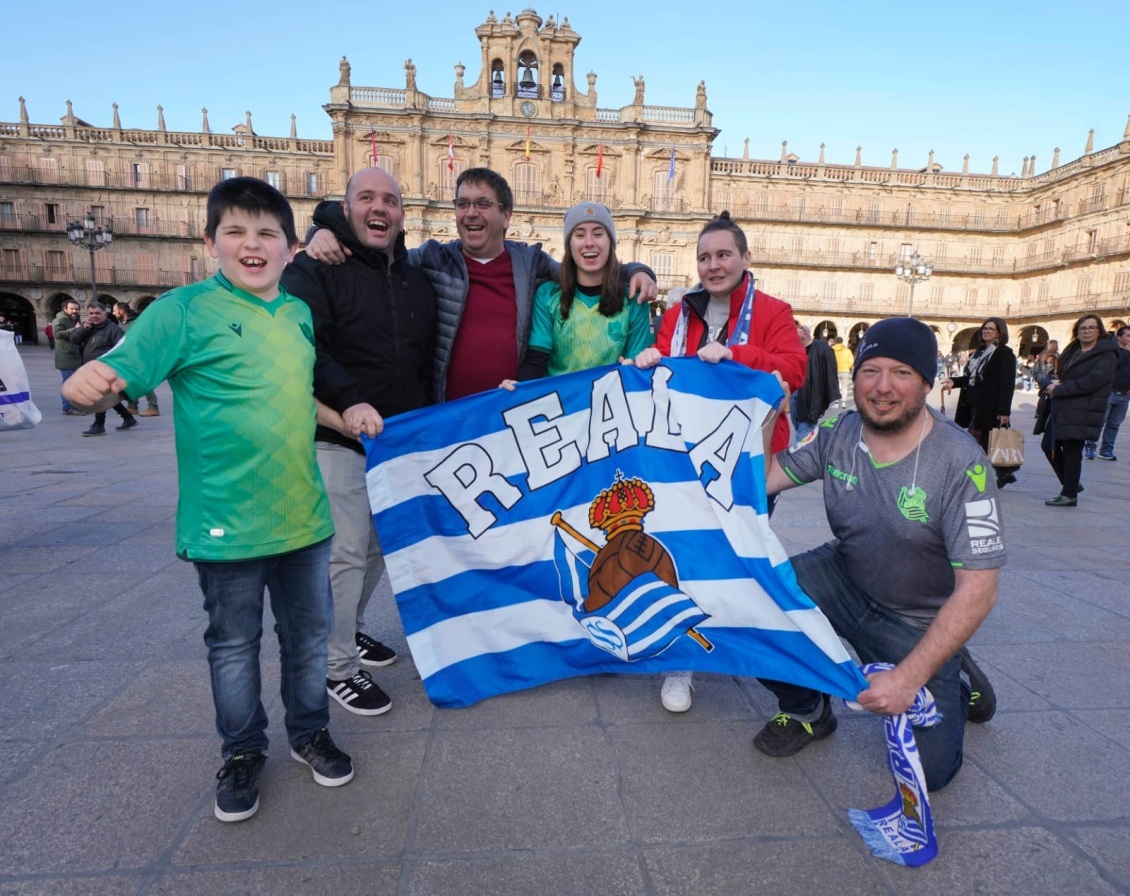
588, 472, 655, 536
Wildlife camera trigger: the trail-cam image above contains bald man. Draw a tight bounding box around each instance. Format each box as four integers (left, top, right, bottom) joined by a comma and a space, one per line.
281, 168, 437, 717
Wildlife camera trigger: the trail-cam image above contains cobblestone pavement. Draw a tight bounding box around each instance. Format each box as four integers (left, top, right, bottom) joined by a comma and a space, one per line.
2, 345, 1128, 895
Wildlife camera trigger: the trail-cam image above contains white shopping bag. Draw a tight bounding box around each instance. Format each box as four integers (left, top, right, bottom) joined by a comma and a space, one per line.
0, 329, 42, 430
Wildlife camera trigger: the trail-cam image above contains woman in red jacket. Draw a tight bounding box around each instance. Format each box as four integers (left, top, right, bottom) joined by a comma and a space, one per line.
632, 211, 806, 713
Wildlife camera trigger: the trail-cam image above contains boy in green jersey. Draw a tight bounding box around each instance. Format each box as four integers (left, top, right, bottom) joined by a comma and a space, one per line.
64, 178, 353, 823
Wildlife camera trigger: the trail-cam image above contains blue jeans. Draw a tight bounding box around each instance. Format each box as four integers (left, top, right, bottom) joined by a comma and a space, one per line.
1085, 391, 1129, 457
59, 369, 76, 411
195, 538, 333, 758
758, 542, 967, 791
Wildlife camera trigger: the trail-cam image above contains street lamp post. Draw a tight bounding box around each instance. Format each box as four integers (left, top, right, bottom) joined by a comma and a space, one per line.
894, 251, 933, 319
66, 211, 113, 304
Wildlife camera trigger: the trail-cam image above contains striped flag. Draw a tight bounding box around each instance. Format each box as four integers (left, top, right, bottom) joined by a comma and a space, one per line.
525, 125, 531, 160
596, 144, 604, 179
369, 129, 377, 165
668, 147, 676, 182
363, 359, 867, 709
447, 133, 455, 171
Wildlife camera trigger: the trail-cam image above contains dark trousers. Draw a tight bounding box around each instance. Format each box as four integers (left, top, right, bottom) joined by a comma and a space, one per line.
1041, 435, 1083, 499
93, 403, 133, 428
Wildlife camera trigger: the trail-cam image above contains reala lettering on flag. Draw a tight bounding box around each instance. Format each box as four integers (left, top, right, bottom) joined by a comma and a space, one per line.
364, 359, 868, 708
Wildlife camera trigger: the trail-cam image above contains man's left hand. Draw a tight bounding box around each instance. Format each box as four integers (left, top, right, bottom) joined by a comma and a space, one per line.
627, 273, 658, 304
857, 668, 918, 716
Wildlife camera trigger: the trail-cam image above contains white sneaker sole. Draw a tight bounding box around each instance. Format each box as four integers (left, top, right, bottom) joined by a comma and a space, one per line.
214, 797, 259, 822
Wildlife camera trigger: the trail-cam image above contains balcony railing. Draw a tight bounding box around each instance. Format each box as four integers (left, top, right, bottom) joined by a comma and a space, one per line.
0, 260, 205, 289
0, 163, 332, 196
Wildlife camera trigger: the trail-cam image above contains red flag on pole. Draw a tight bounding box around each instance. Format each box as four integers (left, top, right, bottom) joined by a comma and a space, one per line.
370, 129, 377, 165
596, 144, 604, 179
525, 125, 531, 161
447, 134, 455, 171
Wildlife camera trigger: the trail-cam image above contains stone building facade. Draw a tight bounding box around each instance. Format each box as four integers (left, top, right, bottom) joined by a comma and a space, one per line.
2, 8, 1128, 356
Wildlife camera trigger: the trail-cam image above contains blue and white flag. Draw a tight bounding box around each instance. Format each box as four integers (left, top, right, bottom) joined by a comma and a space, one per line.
364, 359, 868, 708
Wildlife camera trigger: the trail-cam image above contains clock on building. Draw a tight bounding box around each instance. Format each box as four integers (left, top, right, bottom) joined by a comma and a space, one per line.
520, 101, 536, 118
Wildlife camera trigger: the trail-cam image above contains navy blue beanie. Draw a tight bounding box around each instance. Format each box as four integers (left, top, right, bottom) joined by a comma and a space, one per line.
853, 317, 938, 385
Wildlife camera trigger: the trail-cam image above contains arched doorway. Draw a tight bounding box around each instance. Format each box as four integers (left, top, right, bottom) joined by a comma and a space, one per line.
136, 295, 159, 313
0, 293, 39, 345
813, 319, 837, 342
1016, 325, 1049, 357
847, 321, 870, 352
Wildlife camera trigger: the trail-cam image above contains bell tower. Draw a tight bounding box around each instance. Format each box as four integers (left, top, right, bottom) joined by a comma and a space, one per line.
461, 9, 594, 120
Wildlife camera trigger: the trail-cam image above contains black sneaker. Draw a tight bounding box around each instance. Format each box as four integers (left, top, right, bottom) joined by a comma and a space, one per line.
290, 728, 354, 787
356, 632, 397, 667
753, 694, 837, 757
82, 425, 106, 437
327, 670, 392, 716
214, 752, 266, 822
116, 417, 138, 431
961, 646, 997, 723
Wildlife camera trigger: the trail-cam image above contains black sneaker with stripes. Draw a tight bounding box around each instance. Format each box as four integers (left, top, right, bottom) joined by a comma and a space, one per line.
356, 632, 397, 667
327, 670, 392, 716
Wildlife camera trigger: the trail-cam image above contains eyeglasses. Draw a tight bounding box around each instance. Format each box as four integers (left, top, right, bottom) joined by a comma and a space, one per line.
454, 198, 502, 212
1077, 325, 1099, 331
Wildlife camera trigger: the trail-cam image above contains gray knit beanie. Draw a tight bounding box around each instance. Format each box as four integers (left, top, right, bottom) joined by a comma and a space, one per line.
563, 202, 616, 245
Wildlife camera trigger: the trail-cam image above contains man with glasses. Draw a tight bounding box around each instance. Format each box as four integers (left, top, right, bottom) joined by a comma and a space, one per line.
1084, 325, 1130, 461
282, 167, 438, 718
305, 167, 657, 401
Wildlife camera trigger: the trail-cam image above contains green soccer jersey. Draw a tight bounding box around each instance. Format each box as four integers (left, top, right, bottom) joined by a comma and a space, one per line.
101, 273, 333, 561
528, 281, 654, 377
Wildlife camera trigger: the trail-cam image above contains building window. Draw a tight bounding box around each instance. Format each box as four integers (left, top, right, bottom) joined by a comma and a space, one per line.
189, 257, 200, 280
176, 165, 193, 190
860, 283, 874, 302
649, 251, 674, 288
440, 159, 462, 199
45, 249, 67, 274
307, 172, 320, 194
135, 208, 151, 230
898, 243, 913, 261
89, 206, 106, 226
137, 253, 157, 283
38, 158, 58, 184
85, 159, 105, 187
132, 163, 142, 185
969, 247, 983, 264
830, 197, 844, 218
653, 170, 674, 211
1, 248, 20, 275
221, 167, 237, 180
823, 281, 837, 301
513, 162, 539, 206
786, 280, 800, 301
754, 194, 769, 216
587, 167, 610, 204
867, 201, 881, 224
973, 208, 985, 227
45, 203, 60, 226
867, 241, 878, 261
0, 201, 15, 226
792, 195, 806, 219
265, 170, 281, 189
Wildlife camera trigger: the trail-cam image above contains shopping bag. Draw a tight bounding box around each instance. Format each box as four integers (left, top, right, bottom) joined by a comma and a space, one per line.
0, 329, 43, 431
987, 425, 1024, 468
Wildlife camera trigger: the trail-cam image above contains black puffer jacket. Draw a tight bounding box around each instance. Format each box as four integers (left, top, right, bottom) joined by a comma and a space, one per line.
282, 225, 437, 454
1048, 337, 1117, 442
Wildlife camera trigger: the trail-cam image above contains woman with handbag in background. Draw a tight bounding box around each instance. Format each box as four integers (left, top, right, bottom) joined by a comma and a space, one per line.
944, 317, 1017, 489
1039, 314, 1117, 507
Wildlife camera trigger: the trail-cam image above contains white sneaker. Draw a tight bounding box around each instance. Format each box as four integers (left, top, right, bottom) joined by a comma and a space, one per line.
661, 671, 694, 713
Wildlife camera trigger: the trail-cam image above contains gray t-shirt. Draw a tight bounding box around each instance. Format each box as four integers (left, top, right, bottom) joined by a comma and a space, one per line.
777, 409, 1007, 628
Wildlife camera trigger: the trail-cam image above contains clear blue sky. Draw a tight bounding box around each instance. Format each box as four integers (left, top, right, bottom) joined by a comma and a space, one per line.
4, 2, 1127, 177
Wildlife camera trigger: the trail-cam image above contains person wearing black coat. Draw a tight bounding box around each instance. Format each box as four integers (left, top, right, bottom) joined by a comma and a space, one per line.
1039, 313, 1117, 506
944, 317, 1016, 488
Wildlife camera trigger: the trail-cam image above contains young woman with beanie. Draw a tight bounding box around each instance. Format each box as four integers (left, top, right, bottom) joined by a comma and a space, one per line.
502, 201, 653, 384
632, 211, 807, 714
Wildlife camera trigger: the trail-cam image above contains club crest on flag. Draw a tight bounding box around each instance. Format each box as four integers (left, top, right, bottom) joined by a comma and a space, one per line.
551, 473, 712, 662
